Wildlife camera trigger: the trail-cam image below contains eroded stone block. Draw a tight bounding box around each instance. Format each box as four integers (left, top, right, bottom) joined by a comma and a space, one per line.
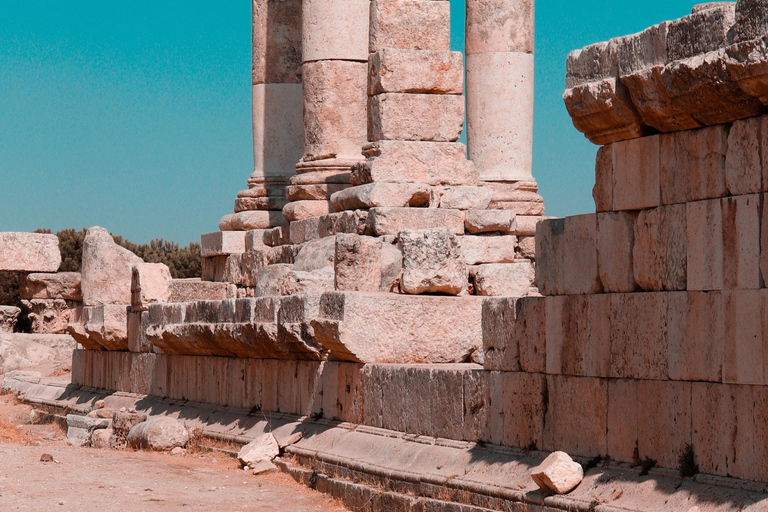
637, 380, 692, 469
459, 236, 517, 265
201, 231, 246, 257
610, 293, 668, 380
667, 291, 724, 382
612, 135, 661, 211
368, 49, 463, 95
633, 205, 687, 291
20, 272, 82, 301
0, 232, 60, 272
597, 211, 638, 293
399, 228, 466, 295
369, 0, 450, 52
470, 262, 534, 297
464, 210, 517, 234
687, 199, 724, 291
368, 93, 464, 142
543, 375, 608, 458
330, 183, 430, 211
366, 207, 464, 235
722, 194, 762, 290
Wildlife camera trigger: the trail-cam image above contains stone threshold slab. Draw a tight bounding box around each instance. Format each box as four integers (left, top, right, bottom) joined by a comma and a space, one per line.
3, 373, 766, 512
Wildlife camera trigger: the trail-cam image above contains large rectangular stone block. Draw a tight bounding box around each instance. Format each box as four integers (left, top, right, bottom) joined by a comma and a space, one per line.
593, 145, 614, 213
607, 379, 638, 463
722, 194, 762, 289
637, 380, 691, 469
368, 49, 463, 95
482, 297, 519, 372
687, 198, 724, 291
288, 211, 366, 245
0, 232, 60, 272
200, 231, 245, 257
368, 93, 464, 142
330, 183, 430, 211
665, 4, 735, 61
597, 211, 637, 293
514, 296, 546, 373
723, 289, 767, 385
632, 204, 687, 291
725, 116, 763, 196
366, 207, 464, 235
470, 262, 534, 297
535, 219, 565, 296
661, 126, 729, 205
463, 369, 489, 442
543, 375, 608, 458
667, 291, 723, 382
610, 293, 668, 380
563, 214, 602, 295
369, 0, 450, 53
459, 236, 517, 265
612, 135, 661, 211
501, 372, 546, 450
545, 295, 610, 378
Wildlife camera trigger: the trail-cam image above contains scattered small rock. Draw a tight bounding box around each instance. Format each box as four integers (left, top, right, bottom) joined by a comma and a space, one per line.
91, 428, 113, 449
94, 400, 106, 409
251, 460, 278, 476
170, 447, 186, 456
531, 451, 584, 494
87, 408, 114, 419
40, 453, 55, 463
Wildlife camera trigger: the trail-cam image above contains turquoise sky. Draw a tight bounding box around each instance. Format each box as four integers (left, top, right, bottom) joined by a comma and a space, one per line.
1, 1, 705, 244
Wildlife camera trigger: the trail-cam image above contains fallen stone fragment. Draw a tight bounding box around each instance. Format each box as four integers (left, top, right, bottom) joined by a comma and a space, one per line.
251, 460, 279, 475
66, 414, 110, 447
170, 447, 186, 456
0, 232, 61, 272
87, 409, 114, 419
438, 186, 493, 210
91, 428, 113, 449
20, 273, 82, 301
127, 417, 189, 451
531, 451, 584, 494
330, 183, 431, 210
238, 433, 280, 468
110, 411, 148, 449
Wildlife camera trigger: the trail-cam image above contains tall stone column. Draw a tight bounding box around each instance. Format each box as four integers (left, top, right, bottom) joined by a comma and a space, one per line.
282, 0, 369, 222
220, 0, 304, 232
465, 0, 535, 183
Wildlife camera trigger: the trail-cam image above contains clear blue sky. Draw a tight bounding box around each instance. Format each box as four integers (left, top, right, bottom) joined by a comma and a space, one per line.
0, 0, 703, 245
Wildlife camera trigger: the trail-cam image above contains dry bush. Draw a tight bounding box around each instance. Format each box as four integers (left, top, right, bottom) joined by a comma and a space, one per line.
0, 419, 30, 444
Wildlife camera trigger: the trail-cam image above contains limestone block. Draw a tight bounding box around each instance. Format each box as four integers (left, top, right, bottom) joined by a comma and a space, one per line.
546, 294, 611, 378
513, 215, 547, 237
293, 236, 336, 272
366, 207, 464, 235
466, 52, 535, 181
722, 195, 762, 290
530, 451, 584, 495
127, 417, 189, 451
562, 77, 647, 146
465, 0, 534, 54
637, 380, 692, 468
502, 372, 547, 450
514, 296, 546, 373
614, 22, 668, 77
238, 433, 279, 468
730, 0, 768, 43
244, 229, 269, 252
288, 211, 367, 245
301, 0, 368, 62
535, 219, 565, 296
201, 232, 246, 257
352, 141, 478, 186
464, 210, 517, 234
251, 87, 304, 181
368, 49, 463, 95
633, 205, 687, 291
22, 299, 81, 335
239, 183, 289, 198
20, 272, 82, 301
597, 211, 638, 293
132, 263, 172, 306
285, 184, 349, 201
251, 0, 302, 84
220, 211, 287, 231
302, 60, 368, 162
0, 232, 60, 272
563, 214, 601, 295
593, 145, 613, 213
282, 200, 334, 222
665, 5, 735, 61
687, 199, 724, 291
330, 183, 430, 211
335, 234, 401, 292
482, 297, 519, 371
438, 186, 493, 210
543, 375, 608, 458
234, 196, 288, 212
0, 306, 20, 333
262, 226, 290, 247
459, 235, 517, 264
612, 135, 661, 211
399, 228, 466, 295
661, 125, 729, 205
288, 170, 352, 185
610, 293, 668, 380
518, 236, 535, 260
369, 0, 450, 52
463, 369, 490, 441
202, 254, 243, 284
312, 292, 484, 363
725, 117, 763, 196
68, 305, 129, 351
470, 262, 534, 297
667, 291, 724, 382
486, 200, 545, 216
565, 41, 617, 89
723, 290, 766, 385
368, 93, 464, 142
607, 379, 638, 463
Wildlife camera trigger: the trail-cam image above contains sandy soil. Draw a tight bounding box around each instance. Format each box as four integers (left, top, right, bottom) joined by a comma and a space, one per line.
0, 395, 348, 512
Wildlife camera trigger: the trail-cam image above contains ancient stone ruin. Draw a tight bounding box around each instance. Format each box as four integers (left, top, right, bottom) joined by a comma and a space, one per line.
7, 0, 768, 511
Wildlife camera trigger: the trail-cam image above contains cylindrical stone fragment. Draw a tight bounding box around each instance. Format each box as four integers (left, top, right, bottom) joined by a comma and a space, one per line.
302, 0, 369, 62
251, 83, 304, 182
465, 0, 534, 55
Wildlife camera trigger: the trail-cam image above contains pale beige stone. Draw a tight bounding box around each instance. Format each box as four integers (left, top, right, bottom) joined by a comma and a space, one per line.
368, 49, 463, 95
667, 291, 723, 382
464, 210, 517, 234
465, 0, 534, 55
22, 299, 81, 335
251, 0, 302, 84
612, 135, 661, 211
127, 417, 189, 451
482, 297, 518, 371
288, 170, 352, 185
301, 0, 368, 62
201, 231, 246, 257
546, 294, 610, 378
501, 372, 547, 449
244, 229, 269, 251
293, 236, 336, 272
459, 236, 517, 265
222, 211, 287, 231
597, 211, 638, 293
366, 207, 464, 235
369, 0, 450, 52
168, 279, 235, 303
302, 60, 367, 163
399, 228, 466, 295
282, 200, 334, 222
438, 186, 493, 210
202, 254, 243, 284
725, 117, 763, 196
722, 194, 762, 290
687, 199, 723, 291
288, 211, 366, 245
637, 380, 692, 468
517, 236, 535, 260
285, 184, 349, 201
330, 183, 430, 211
466, 52, 534, 181
68, 305, 129, 351
471, 262, 534, 297
336, 235, 391, 292
512, 215, 547, 236
251, 83, 304, 181
237, 433, 279, 468
312, 291, 484, 363
132, 263, 172, 306
633, 205, 687, 291
20, 272, 82, 301
262, 226, 290, 247
543, 375, 608, 457
610, 293, 668, 380
513, 296, 545, 372
352, 141, 478, 186
607, 379, 638, 463
368, 93, 464, 142
531, 452, 584, 495
0, 232, 60, 272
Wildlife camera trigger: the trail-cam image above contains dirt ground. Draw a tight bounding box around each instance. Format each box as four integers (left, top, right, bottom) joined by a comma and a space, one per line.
0, 394, 348, 512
